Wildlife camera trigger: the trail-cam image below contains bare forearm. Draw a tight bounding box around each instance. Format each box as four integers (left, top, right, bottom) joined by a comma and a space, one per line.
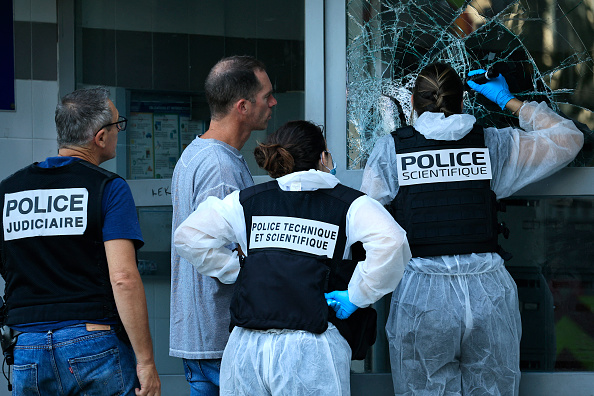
105, 239, 160, 395
111, 271, 154, 364
505, 98, 524, 116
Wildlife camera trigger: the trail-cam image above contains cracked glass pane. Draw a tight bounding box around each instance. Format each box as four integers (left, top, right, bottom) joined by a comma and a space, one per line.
347, 0, 594, 170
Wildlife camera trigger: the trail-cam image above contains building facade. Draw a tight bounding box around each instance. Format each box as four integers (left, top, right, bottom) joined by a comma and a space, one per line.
1, 1, 593, 394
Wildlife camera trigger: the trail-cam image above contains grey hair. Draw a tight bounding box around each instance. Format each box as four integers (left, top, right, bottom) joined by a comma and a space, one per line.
205, 56, 266, 120
55, 87, 113, 148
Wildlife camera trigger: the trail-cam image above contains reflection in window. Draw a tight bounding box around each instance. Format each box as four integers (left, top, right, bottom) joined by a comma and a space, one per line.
75, 0, 304, 178
501, 198, 594, 371
347, 0, 594, 170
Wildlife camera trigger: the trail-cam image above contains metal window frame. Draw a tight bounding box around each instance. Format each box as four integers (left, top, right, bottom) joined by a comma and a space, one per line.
512, 167, 594, 197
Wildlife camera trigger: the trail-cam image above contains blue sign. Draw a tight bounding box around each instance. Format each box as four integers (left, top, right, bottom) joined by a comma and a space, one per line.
0, 1, 15, 111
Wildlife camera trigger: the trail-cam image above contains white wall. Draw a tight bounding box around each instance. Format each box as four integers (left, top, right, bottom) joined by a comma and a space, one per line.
0, 0, 59, 182
0, 2, 189, 393
0, 2, 57, 394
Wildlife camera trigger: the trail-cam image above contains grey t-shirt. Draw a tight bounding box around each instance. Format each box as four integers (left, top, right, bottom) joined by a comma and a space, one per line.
169, 137, 253, 359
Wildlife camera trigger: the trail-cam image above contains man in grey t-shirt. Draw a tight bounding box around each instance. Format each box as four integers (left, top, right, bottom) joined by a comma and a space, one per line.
170, 56, 277, 395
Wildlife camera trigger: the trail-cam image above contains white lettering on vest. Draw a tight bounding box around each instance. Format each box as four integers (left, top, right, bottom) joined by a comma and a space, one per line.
3, 188, 89, 241
250, 216, 339, 257
397, 148, 492, 186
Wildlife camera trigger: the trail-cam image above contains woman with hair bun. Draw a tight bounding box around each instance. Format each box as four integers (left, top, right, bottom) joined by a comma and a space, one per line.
361, 62, 584, 395
174, 120, 411, 395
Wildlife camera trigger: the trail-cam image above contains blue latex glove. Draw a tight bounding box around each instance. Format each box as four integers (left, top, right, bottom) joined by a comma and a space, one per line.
327, 299, 340, 311
467, 69, 515, 110
325, 290, 358, 320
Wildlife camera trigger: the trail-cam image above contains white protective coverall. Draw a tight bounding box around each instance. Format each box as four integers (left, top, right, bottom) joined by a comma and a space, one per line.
175, 169, 411, 396
361, 101, 584, 395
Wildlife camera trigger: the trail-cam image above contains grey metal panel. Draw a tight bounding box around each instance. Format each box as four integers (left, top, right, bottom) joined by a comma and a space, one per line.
14, 21, 31, 80
31, 22, 57, 81
158, 375, 190, 396
322, 0, 366, 191
113, 86, 128, 177
57, 0, 75, 95
325, 0, 351, 186
513, 167, 594, 197
305, 0, 325, 126
519, 372, 594, 396
351, 373, 394, 396
350, 372, 594, 396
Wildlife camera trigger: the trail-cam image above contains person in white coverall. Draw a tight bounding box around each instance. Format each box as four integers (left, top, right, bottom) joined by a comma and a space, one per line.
175, 120, 411, 396
361, 62, 584, 395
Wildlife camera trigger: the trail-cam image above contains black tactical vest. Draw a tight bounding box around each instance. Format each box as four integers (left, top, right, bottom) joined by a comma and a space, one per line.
236, 181, 363, 335
0, 161, 120, 325
388, 124, 508, 258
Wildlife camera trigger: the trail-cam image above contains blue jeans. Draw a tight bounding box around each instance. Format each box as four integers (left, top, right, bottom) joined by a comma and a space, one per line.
183, 358, 221, 396
12, 324, 139, 395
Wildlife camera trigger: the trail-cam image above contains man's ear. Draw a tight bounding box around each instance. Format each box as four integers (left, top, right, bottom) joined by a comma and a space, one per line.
235, 98, 249, 115
94, 128, 107, 148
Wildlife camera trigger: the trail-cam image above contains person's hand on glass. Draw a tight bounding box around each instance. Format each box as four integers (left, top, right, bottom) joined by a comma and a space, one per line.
467, 69, 515, 110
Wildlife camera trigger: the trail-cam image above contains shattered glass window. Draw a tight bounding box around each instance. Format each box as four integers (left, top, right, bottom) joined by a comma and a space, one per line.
347, 0, 594, 170
347, 0, 594, 375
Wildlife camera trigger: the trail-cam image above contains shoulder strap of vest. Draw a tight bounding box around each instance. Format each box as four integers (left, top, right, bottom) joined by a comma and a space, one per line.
392, 123, 486, 154
73, 161, 121, 235
75, 160, 120, 180
391, 125, 415, 140
239, 181, 363, 205
391, 125, 422, 153
322, 183, 364, 205
239, 180, 277, 204
464, 123, 485, 145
